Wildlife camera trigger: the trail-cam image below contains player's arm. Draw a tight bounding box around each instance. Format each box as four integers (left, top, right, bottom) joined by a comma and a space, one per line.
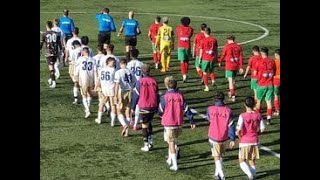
117, 20, 125, 36
131, 82, 141, 111
235, 114, 244, 138
70, 19, 75, 32
182, 95, 195, 129
218, 46, 227, 66
110, 16, 117, 32
155, 29, 161, 47
199, 40, 204, 60
259, 117, 266, 133
158, 95, 165, 117
40, 33, 45, 50
114, 73, 120, 104
192, 37, 196, 58
253, 61, 259, 78
214, 40, 218, 61
238, 46, 244, 74
244, 58, 252, 79
148, 27, 152, 41
228, 111, 236, 149
170, 29, 175, 50
136, 21, 141, 35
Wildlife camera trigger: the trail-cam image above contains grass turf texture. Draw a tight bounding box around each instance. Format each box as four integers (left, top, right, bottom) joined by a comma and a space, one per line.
40, 0, 280, 179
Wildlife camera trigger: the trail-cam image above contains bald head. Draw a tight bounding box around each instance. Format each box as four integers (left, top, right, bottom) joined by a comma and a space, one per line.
128, 11, 134, 19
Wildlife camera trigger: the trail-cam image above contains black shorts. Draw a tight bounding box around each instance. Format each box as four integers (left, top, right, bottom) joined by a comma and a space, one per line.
98, 31, 111, 45
46, 56, 57, 65
140, 112, 155, 124
125, 36, 137, 46
64, 33, 73, 42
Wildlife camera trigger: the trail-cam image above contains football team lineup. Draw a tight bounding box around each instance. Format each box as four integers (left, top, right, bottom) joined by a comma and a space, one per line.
40, 4, 280, 179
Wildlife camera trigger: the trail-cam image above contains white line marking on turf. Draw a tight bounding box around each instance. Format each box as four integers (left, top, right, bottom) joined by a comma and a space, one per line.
190, 109, 280, 159
40, 12, 269, 60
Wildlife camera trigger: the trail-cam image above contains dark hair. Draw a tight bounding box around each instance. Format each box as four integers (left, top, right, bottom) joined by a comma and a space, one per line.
102, 8, 109, 13
73, 27, 79, 35
244, 96, 255, 109
107, 57, 115, 64
130, 49, 139, 59
97, 44, 104, 52
226, 34, 235, 41
107, 44, 114, 51
214, 92, 225, 101
200, 23, 207, 31
168, 79, 177, 89
155, 16, 161, 23
119, 58, 127, 65
260, 47, 269, 55
53, 18, 59, 24
46, 21, 53, 29
142, 64, 151, 75
82, 47, 89, 54
275, 48, 280, 56
204, 27, 211, 34
63, 9, 69, 16
180, 17, 191, 26
81, 36, 89, 45
252, 45, 260, 52
72, 40, 81, 46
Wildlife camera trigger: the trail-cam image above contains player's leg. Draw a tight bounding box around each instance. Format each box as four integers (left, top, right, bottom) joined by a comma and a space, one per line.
152, 43, 159, 69
265, 86, 274, 124
210, 140, 225, 179
54, 55, 60, 80
160, 45, 167, 72
195, 56, 203, 78
273, 84, 280, 116
95, 93, 107, 124
178, 48, 187, 82
209, 62, 216, 86
168, 130, 178, 171
239, 146, 254, 179
251, 79, 258, 103
141, 114, 150, 151
133, 105, 140, 130
109, 96, 117, 127
147, 113, 155, 148
255, 86, 266, 114
225, 70, 236, 101
117, 91, 129, 135
166, 46, 171, 72
47, 57, 56, 88
202, 61, 210, 91
123, 91, 132, 136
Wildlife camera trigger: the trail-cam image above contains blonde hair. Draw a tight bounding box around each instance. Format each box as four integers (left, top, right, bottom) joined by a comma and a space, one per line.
164, 76, 174, 89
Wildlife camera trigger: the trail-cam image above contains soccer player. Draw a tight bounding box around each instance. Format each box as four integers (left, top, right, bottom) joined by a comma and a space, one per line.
176, 17, 193, 82
273, 48, 280, 116
40, 21, 60, 88
80, 36, 94, 57
132, 64, 159, 151
206, 92, 236, 180
236, 96, 265, 180
254, 47, 276, 125
243, 46, 262, 102
155, 17, 174, 73
51, 18, 64, 79
148, 16, 162, 69
96, 8, 117, 46
159, 79, 195, 171
65, 27, 81, 65
127, 49, 144, 130
118, 11, 141, 60
199, 27, 218, 92
93, 44, 106, 70
114, 58, 133, 137
69, 40, 82, 104
95, 57, 117, 125
74, 47, 96, 118
99, 44, 120, 70
218, 35, 244, 102
59, 9, 75, 44
192, 23, 207, 79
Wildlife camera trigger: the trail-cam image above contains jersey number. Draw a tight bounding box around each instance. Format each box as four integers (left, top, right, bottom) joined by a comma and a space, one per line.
131, 66, 141, 76
124, 73, 132, 83
46, 33, 57, 43
82, 61, 93, 71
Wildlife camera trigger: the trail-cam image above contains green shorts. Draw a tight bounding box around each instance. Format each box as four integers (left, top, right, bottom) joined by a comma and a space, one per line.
178, 48, 191, 61
274, 85, 280, 96
195, 56, 201, 68
225, 70, 237, 78
151, 43, 157, 52
201, 61, 215, 73
251, 79, 258, 90
256, 86, 274, 101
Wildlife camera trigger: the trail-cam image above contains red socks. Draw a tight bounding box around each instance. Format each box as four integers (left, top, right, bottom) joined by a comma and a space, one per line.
180, 62, 189, 75
197, 69, 203, 77
210, 73, 215, 80
203, 74, 209, 85
274, 99, 280, 111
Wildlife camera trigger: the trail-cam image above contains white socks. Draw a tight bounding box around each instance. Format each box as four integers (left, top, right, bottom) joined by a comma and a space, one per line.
117, 114, 127, 127
182, 74, 187, 80
134, 106, 140, 126
240, 162, 253, 179
215, 160, 224, 179
110, 112, 116, 126
169, 153, 178, 170
105, 102, 110, 112
82, 98, 89, 112
73, 87, 78, 98
97, 111, 103, 120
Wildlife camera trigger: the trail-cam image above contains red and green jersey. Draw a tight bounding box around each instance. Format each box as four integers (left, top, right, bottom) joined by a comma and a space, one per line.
248, 55, 262, 79
255, 57, 275, 86
194, 32, 205, 56
176, 25, 193, 48
149, 23, 162, 43
219, 42, 244, 70
200, 36, 218, 61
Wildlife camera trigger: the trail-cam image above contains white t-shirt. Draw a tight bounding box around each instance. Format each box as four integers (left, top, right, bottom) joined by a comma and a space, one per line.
93, 53, 106, 70
114, 68, 133, 92
69, 47, 82, 64
51, 27, 64, 40
81, 45, 94, 57
66, 37, 81, 51
127, 59, 144, 85
100, 54, 120, 70
99, 66, 116, 96
74, 56, 96, 87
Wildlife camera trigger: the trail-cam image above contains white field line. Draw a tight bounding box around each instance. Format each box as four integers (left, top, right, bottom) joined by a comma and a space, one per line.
190, 109, 280, 159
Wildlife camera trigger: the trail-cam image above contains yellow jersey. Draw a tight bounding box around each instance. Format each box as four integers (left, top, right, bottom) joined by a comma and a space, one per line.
156, 24, 174, 45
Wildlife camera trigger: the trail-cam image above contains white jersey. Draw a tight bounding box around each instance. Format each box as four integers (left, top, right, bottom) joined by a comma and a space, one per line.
100, 54, 120, 70
127, 59, 144, 86
114, 68, 133, 92
93, 53, 106, 70
99, 66, 116, 96
51, 27, 64, 40
66, 37, 81, 51
75, 56, 96, 87
69, 47, 82, 64
81, 45, 94, 57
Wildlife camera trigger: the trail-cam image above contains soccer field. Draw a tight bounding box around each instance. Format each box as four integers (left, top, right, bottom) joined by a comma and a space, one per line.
40, 0, 280, 179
